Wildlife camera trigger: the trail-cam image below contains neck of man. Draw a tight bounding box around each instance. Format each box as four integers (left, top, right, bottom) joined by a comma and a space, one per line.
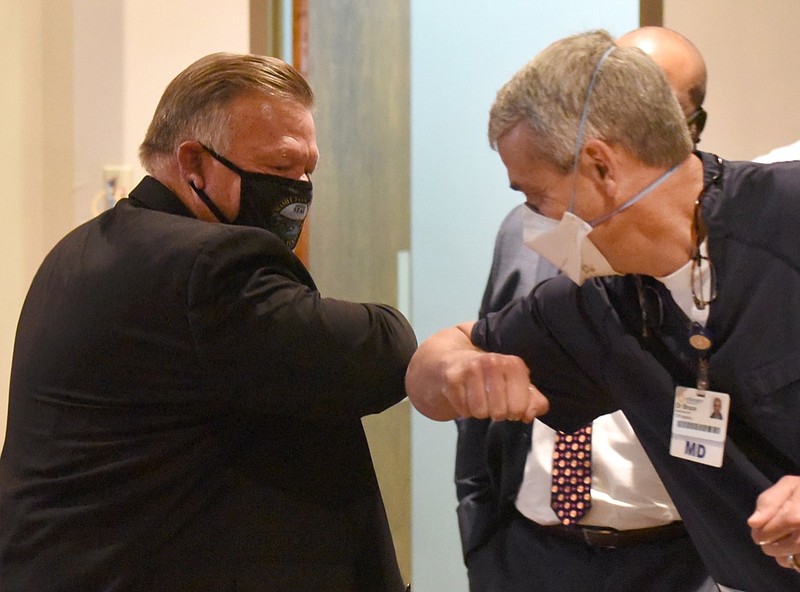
602, 154, 705, 277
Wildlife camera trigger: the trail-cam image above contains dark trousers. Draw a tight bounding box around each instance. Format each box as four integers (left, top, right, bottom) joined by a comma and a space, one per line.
467, 510, 718, 592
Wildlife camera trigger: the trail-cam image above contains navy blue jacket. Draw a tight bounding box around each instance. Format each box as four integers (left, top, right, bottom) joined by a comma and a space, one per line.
455, 204, 557, 560
473, 153, 800, 591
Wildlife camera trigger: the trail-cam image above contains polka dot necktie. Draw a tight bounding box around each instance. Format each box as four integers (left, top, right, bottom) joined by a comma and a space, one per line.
551, 424, 592, 525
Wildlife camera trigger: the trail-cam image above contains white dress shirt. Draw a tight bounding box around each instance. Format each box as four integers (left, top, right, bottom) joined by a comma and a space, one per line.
753, 139, 800, 163
517, 255, 711, 531
515, 412, 681, 530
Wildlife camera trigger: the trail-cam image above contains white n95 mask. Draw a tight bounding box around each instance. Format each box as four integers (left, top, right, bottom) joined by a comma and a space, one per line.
522, 208, 617, 285
519, 44, 680, 286
520, 157, 677, 287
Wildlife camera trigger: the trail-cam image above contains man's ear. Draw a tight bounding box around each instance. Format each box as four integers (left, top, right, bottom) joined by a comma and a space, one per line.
176, 141, 206, 189
581, 138, 619, 199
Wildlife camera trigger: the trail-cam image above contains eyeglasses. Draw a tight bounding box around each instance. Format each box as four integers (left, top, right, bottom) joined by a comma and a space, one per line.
686, 107, 707, 144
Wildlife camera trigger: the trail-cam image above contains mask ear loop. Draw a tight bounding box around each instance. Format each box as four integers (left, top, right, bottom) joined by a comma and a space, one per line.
568, 46, 616, 214
190, 180, 232, 224
189, 143, 238, 224
568, 45, 679, 229
588, 164, 678, 227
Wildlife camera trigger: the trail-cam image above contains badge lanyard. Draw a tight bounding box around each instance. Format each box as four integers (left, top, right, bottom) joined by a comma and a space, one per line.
670, 157, 729, 468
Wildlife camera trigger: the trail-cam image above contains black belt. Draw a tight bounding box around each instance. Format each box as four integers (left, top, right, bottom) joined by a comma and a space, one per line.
538, 520, 688, 549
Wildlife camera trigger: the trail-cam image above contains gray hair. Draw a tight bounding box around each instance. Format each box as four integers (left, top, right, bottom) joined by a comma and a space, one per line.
488, 30, 693, 173
139, 53, 313, 172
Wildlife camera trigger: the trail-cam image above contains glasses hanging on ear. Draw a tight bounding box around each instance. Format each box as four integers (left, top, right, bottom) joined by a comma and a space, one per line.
686, 107, 707, 145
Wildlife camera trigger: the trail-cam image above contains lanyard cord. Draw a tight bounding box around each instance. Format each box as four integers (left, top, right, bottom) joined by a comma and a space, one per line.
690, 156, 724, 309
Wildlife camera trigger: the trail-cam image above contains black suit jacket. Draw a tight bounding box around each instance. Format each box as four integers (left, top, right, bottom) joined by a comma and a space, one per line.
0, 177, 416, 591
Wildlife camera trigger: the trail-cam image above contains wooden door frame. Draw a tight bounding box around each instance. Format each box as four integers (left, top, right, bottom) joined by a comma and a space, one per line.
640, 0, 663, 25
249, 0, 311, 265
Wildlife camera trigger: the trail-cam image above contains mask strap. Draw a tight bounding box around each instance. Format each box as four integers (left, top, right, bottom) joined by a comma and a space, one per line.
588, 163, 679, 227
201, 143, 313, 189
568, 46, 616, 213
201, 144, 247, 176
186, 143, 239, 224
189, 180, 232, 224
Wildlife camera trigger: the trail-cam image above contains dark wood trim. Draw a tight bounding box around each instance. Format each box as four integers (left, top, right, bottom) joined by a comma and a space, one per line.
292, 0, 311, 266
249, 0, 285, 57
249, 0, 268, 54
640, 0, 663, 26
293, 0, 309, 76
250, 1, 310, 265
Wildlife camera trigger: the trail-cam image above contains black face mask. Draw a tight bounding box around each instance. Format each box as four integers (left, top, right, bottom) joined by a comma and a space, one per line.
190, 145, 313, 250
686, 106, 707, 147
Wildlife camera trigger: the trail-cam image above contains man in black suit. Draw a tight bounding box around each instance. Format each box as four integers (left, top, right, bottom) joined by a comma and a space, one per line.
0, 53, 416, 592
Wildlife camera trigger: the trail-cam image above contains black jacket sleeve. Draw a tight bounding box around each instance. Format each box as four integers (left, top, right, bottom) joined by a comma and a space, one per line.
188, 225, 417, 422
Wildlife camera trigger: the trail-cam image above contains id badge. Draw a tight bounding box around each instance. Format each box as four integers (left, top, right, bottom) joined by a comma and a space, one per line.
670, 386, 730, 468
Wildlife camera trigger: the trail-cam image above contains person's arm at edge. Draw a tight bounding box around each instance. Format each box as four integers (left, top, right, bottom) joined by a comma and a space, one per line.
405, 321, 549, 422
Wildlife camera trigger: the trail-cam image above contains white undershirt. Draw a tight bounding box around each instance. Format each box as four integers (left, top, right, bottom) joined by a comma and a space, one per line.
516, 246, 713, 530
657, 239, 711, 326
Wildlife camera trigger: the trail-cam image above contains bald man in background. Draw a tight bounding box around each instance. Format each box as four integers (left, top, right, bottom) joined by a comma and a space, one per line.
453, 27, 716, 592
618, 26, 708, 146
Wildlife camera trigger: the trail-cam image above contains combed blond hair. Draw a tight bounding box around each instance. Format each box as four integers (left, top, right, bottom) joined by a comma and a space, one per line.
488, 30, 692, 173
139, 53, 313, 173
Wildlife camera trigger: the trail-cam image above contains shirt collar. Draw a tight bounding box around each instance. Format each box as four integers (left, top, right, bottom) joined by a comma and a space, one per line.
126, 176, 195, 218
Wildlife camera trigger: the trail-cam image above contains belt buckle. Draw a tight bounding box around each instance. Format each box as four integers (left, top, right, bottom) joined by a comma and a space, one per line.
581, 527, 619, 548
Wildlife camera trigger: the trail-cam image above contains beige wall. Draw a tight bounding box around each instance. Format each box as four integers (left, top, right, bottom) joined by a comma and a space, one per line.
665, 0, 800, 160
0, 0, 249, 452
73, 0, 249, 222
0, 1, 75, 450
